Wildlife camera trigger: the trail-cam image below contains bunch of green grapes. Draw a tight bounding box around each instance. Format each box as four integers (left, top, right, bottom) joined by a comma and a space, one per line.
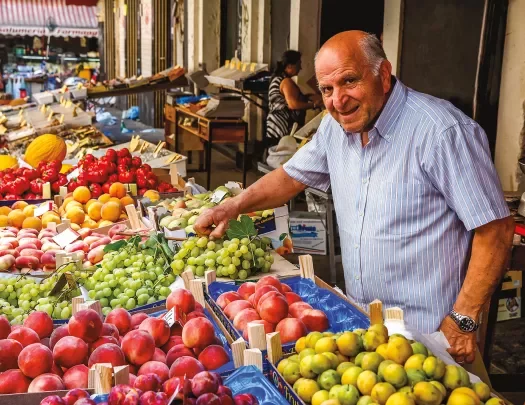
0, 262, 77, 324
84, 243, 175, 316
170, 235, 274, 280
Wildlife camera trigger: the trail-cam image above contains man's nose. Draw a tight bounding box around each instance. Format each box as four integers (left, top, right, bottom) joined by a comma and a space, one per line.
332, 87, 349, 111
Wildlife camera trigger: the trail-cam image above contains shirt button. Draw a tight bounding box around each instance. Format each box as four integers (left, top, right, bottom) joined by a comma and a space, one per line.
355, 275, 360, 280
354, 244, 359, 249
362, 178, 368, 184
359, 213, 363, 217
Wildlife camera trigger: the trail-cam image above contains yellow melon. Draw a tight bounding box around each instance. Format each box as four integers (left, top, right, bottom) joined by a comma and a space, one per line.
24, 134, 67, 168
0, 155, 18, 171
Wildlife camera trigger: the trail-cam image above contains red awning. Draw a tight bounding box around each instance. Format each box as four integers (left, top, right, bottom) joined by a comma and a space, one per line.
0, 0, 99, 38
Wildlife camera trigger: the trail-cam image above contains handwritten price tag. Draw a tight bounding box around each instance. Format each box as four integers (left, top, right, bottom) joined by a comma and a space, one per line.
53, 228, 80, 249
210, 189, 227, 204
34, 201, 54, 217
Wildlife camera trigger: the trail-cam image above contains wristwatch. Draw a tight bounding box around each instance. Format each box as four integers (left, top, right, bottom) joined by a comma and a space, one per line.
449, 309, 479, 332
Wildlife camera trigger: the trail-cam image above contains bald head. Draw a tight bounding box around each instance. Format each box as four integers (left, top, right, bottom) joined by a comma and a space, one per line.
315, 31, 392, 133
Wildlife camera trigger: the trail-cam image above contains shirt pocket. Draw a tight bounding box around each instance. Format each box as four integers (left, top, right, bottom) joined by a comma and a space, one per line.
375, 181, 429, 236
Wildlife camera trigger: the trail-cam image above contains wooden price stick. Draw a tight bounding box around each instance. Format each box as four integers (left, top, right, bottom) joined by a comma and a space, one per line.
92, 363, 113, 394
189, 279, 205, 306
369, 299, 384, 325
247, 322, 266, 350
204, 270, 216, 292
385, 307, 404, 322
266, 332, 283, 365
42, 182, 52, 199
80, 300, 103, 317
299, 254, 315, 281
231, 338, 246, 368
243, 348, 263, 371
113, 365, 130, 386
181, 270, 194, 290
71, 297, 85, 315
125, 204, 142, 230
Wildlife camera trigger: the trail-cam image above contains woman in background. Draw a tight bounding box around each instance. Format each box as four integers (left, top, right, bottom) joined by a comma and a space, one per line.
266, 50, 321, 146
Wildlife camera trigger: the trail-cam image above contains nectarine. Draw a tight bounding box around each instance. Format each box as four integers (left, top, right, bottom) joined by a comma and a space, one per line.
53, 336, 88, 368
121, 330, 155, 365
275, 318, 308, 343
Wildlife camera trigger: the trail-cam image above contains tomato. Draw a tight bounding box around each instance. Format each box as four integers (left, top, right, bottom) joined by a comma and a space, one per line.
89, 183, 103, 198
136, 176, 148, 189
142, 164, 152, 172
117, 148, 130, 158
131, 157, 142, 168
108, 174, 119, 183
105, 148, 118, 162
30, 179, 44, 194
102, 182, 111, 194
117, 157, 132, 168
138, 188, 148, 196
119, 171, 135, 183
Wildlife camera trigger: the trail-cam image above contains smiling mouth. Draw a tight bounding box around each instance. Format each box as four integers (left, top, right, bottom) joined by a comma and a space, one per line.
339, 105, 359, 117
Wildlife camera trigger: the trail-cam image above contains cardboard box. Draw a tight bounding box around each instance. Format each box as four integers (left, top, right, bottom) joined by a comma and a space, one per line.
497, 290, 521, 322
255, 206, 291, 251
501, 270, 522, 291
289, 212, 327, 255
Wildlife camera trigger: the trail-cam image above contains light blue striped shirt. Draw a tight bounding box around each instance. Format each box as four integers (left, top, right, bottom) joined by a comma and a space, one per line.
283, 78, 510, 333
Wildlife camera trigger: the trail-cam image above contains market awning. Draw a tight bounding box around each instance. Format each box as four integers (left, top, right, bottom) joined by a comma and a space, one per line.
0, 0, 99, 38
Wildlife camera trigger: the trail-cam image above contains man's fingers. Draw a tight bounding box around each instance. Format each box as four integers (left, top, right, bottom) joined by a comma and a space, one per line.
465, 350, 476, 364
194, 213, 214, 235
210, 220, 228, 240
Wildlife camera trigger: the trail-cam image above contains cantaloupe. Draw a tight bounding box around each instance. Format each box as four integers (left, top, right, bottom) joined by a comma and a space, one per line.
24, 134, 67, 168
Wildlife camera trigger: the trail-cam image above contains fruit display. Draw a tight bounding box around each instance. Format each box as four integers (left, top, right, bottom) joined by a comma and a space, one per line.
24, 134, 67, 168
170, 215, 274, 280
0, 200, 60, 230
214, 275, 329, 343
274, 325, 498, 405
0, 288, 232, 395
58, 183, 134, 230
71, 148, 177, 197
0, 160, 68, 200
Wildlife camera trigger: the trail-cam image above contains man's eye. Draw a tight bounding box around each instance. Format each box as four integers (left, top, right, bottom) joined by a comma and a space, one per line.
345, 78, 355, 84
320, 87, 332, 95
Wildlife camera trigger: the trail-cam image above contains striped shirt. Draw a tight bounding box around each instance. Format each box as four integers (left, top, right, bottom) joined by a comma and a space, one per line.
267, 75, 303, 139
283, 78, 509, 333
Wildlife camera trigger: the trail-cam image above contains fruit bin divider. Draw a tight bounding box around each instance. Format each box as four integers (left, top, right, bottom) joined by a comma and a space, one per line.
199, 255, 370, 374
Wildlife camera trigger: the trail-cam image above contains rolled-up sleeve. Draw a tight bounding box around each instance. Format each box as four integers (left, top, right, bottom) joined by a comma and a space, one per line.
424, 122, 510, 231
283, 116, 331, 191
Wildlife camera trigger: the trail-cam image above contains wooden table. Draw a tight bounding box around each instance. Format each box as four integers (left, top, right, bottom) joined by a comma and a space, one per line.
164, 104, 249, 189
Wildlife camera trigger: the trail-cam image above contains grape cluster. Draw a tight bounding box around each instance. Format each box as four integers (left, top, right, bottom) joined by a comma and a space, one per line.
0, 262, 79, 324
170, 236, 274, 280
83, 243, 175, 316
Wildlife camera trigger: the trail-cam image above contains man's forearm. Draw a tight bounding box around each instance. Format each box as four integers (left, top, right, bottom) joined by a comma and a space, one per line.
454, 216, 514, 318
233, 167, 306, 214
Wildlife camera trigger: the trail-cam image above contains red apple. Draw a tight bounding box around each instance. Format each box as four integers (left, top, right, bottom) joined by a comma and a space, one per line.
217, 385, 232, 397
139, 318, 170, 347
198, 345, 230, 370
18, 343, 53, 378
0, 369, 31, 394
105, 308, 132, 335
138, 361, 170, 383
63, 364, 89, 389
53, 336, 88, 368
0, 314, 11, 339
69, 399, 95, 405
275, 318, 308, 343
28, 373, 65, 392
166, 288, 195, 314
0, 338, 23, 372
8, 326, 40, 347
23, 311, 54, 339
49, 325, 69, 350
216, 292, 242, 309
130, 313, 149, 330
88, 343, 127, 368
237, 282, 256, 300
224, 300, 253, 320
182, 317, 215, 349
68, 309, 103, 343
121, 330, 155, 365
169, 356, 205, 379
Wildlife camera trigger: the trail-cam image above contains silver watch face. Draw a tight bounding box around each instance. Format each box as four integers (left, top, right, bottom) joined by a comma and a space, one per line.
458, 316, 477, 332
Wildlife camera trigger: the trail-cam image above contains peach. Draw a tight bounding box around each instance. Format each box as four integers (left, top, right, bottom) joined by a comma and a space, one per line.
284, 292, 302, 306
105, 308, 132, 335
169, 356, 205, 379
28, 373, 65, 392
182, 317, 216, 349
140, 391, 169, 405
256, 291, 284, 313
139, 318, 170, 347
121, 330, 155, 365
100, 323, 120, 340
152, 348, 167, 363
186, 311, 206, 322
50, 362, 63, 377
216, 291, 242, 309
107, 385, 141, 405
18, 343, 53, 378
88, 343, 127, 368
166, 288, 196, 314
108, 223, 128, 238
298, 309, 329, 332
232, 308, 261, 332
275, 318, 308, 343
41, 251, 58, 269
255, 275, 283, 293
129, 374, 137, 387
196, 393, 221, 405
194, 302, 204, 313
242, 320, 275, 341
62, 388, 91, 405
15, 255, 39, 269
237, 282, 256, 300
288, 301, 313, 318
64, 240, 89, 254
68, 309, 103, 343
163, 377, 183, 398
20, 248, 44, 260
0, 369, 31, 394
192, 371, 219, 397
40, 395, 65, 405
0, 338, 23, 371
63, 365, 89, 389
131, 313, 149, 329
166, 344, 196, 367
198, 345, 230, 370
49, 325, 69, 350
87, 246, 105, 264
53, 336, 88, 368
162, 335, 183, 353
40, 337, 50, 348
224, 300, 253, 320
89, 336, 119, 355
252, 285, 279, 307
259, 294, 288, 324
134, 373, 162, 392
282, 283, 292, 293
138, 361, 170, 383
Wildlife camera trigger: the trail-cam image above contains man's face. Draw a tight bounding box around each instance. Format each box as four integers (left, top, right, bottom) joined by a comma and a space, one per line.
316, 48, 391, 133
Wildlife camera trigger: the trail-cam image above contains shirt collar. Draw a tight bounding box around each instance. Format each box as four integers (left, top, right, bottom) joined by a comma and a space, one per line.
343, 76, 407, 141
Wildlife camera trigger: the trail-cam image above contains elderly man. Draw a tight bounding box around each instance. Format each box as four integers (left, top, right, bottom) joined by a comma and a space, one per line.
194, 31, 514, 363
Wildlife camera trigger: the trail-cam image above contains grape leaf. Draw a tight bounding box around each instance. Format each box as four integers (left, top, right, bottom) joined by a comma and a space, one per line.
103, 240, 127, 253
226, 215, 257, 240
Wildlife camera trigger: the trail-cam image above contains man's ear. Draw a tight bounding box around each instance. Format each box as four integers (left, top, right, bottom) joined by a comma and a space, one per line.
380, 59, 393, 93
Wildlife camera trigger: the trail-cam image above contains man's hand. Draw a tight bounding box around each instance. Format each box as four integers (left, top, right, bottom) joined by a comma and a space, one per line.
194, 200, 240, 239
439, 315, 476, 364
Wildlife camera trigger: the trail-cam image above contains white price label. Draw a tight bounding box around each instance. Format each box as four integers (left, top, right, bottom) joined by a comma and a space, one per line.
164, 308, 175, 327
67, 168, 80, 181
53, 228, 80, 248
210, 190, 227, 204
34, 202, 53, 217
